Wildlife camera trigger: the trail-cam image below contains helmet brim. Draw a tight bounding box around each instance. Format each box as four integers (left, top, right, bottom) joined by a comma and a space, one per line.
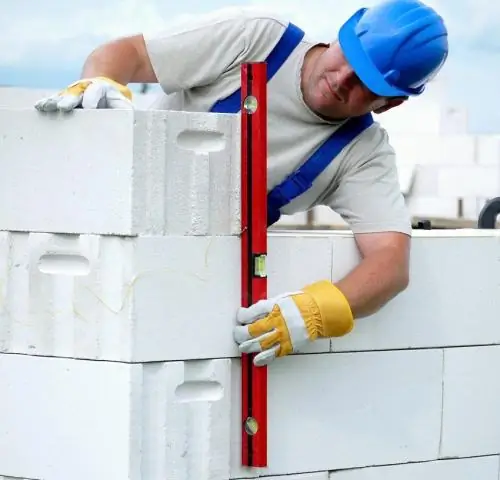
338, 9, 419, 98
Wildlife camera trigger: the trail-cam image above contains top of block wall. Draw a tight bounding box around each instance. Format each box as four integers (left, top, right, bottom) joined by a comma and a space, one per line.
0, 109, 241, 236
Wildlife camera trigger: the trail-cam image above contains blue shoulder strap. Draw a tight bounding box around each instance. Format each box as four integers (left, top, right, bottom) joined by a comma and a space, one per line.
210, 22, 305, 114
208, 21, 374, 225
266, 113, 373, 225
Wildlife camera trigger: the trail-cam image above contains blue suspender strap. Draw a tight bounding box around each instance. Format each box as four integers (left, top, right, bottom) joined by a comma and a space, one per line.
266, 113, 374, 226
207, 20, 374, 226
210, 22, 305, 114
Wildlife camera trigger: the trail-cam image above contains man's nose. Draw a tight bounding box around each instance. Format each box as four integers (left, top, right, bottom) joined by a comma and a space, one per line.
337, 65, 357, 89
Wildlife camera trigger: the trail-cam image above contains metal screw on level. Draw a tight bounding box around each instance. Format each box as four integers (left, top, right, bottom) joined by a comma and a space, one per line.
244, 416, 259, 435
243, 95, 258, 114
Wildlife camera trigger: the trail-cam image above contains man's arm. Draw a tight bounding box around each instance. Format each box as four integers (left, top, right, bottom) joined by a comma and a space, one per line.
80, 34, 158, 84
335, 231, 411, 318
233, 229, 411, 365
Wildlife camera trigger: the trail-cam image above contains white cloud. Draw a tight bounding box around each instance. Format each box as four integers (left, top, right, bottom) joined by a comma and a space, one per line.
1, 0, 497, 64
0, 0, 176, 65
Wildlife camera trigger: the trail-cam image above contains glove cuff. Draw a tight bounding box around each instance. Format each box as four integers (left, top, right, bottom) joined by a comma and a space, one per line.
302, 280, 354, 337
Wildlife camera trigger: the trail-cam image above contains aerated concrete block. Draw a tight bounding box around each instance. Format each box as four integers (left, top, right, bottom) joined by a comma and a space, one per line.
441, 346, 500, 458
329, 457, 500, 479
392, 134, 477, 167
0, 353, 232, 480
236, 474, 329, 480
230, 349, 443, 477
476, 135, 500, 166
0, 232, 241, 361
0, 109, 240, 235
330, 230, 500, 353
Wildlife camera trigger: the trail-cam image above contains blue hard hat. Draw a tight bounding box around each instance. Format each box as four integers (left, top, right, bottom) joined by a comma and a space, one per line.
338, 0, 449, 97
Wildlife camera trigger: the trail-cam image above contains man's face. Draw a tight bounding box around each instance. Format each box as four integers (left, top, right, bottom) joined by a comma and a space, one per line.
302, 41, 405, 120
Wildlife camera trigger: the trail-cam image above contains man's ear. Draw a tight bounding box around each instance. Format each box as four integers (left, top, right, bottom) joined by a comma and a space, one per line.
373, 97, 407, 114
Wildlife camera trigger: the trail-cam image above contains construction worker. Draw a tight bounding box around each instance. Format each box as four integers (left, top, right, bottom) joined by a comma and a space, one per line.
34, 0, 448, 366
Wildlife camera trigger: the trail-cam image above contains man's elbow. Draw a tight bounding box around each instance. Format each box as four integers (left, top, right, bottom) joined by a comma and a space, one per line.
82, 35, 158, 85
397, 267, 410, 293
393, 257, 410, 295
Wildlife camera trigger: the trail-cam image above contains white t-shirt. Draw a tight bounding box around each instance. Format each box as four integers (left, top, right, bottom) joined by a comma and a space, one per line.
143, 6, 412, 235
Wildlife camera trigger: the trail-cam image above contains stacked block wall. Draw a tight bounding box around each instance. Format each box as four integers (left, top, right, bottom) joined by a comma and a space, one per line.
0, 110, 499, 480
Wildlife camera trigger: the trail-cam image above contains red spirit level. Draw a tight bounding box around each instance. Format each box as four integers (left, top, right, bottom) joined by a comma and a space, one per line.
240, 62, 268, 468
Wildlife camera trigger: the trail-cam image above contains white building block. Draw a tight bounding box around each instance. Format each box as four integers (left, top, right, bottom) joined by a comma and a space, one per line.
230, 349, 443, 477
236, 474, 329, 480
440, 346, 500, 458
408, 164, 500, 198
437, 165, 499, 198
274, 211, 309, 227
0, 477, 36, 480
140, 358, 232, 480
0, 87, 57, 108
0, 353, 142, 480
329, 457, 500, 479
0, 353, 232, 480
0, 232, 241, 361
330, 230, 500, 352
439, 105, 469, 135
376, 99, 443, 134
438, 135, 476, 165
405, 196, 461, 219
476, 135, 500, 166
406, 164, 440, 196
461, 197, 489, 220
311, 205, 348, 227
391, 134, 476, 167
0, 109, 240, 235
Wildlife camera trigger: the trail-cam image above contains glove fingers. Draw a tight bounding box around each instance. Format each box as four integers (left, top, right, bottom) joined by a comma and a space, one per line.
56, 80, 91, 111
236, 292, 300, 325
254, 345, 280, 366
234, 321, 275, 346
233, 324, 254, 345
57, 93, 84, 112
237, 329, 279, 354
34, 95, 65, 112
236, 299, 274, 325
81, 82, 106, 109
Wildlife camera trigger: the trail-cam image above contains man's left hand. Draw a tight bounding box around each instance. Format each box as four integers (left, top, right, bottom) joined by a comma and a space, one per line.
233, 280, 355, 366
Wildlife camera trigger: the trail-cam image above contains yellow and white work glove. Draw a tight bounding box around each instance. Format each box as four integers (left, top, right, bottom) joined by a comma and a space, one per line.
34, 77, 133, 112
233, 280, 354, 366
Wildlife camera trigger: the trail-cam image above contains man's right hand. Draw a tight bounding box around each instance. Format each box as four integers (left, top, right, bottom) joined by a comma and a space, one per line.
34, 77, 134, 112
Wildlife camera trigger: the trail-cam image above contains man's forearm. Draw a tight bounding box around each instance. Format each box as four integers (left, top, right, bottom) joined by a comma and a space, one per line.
334, 246, 410, 318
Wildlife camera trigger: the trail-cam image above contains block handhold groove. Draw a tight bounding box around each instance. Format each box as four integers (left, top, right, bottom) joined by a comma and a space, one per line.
176, 130, 226, 153
38, 254, 90, 276
174, 380, 224, 403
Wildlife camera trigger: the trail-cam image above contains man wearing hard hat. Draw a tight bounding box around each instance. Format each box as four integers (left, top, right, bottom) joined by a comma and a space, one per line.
35, 0, 449, 366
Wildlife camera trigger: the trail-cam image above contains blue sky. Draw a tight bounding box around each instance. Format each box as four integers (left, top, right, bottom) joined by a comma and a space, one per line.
1, 0, 498, 132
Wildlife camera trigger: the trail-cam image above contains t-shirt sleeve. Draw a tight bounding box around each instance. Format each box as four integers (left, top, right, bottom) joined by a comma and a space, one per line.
142, 7, 286, 94
326, 124, 412, 236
